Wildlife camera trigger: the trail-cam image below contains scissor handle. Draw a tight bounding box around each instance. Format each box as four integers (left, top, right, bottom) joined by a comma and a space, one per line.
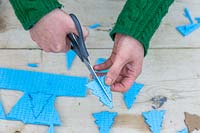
67, 14, 89, 62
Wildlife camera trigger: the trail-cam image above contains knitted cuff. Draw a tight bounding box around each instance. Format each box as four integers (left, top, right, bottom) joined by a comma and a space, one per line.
9, 0, 62, 30
110, 0, 174, 56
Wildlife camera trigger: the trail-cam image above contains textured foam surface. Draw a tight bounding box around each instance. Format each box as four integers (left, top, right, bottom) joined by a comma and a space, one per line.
86, 76, 112, 108
142, 110, 166, 133
93, 111, 117, 133
177, 128, 188, 133
0, 67, 88, 97
7, 93, 61, 126
66, 50, 76, 70
123, 82, 144, 109
176, 23, 200, 36
0, 101, 6, 119
95, 58, 108, 73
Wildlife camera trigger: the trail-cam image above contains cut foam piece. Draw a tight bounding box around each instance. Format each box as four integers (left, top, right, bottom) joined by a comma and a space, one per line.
66, 50, 76, 70
89, 23, 101, 29
0, 67, 88, 97
27, 63, 38, 68
177, 128, 188, 133
123, 82, 144, 109
7, 93, 61, 126
93, 111, 117, 133
195, 17, 200, 23
95, 58, 108, 73
48, 124, 54, 133
142, 110, 166, 133
0, 101, 6, 119
176, 23, 200, 36
86, 76, 113, 108
183, 8, 194, 24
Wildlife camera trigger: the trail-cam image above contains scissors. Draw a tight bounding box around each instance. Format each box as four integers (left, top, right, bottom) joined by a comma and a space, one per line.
66, 14, 112, 102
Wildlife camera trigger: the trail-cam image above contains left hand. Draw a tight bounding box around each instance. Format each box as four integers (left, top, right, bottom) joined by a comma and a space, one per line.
94, 33, 144, 92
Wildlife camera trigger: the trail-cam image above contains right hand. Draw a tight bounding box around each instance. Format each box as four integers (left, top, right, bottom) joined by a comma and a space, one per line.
30, 9, 88, 53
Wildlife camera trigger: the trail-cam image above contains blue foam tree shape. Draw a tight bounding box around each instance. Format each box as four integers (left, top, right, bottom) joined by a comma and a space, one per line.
7, 93, 61, 126
86, 76, 113, 108
93, 111, 117, 133
66, 50, 76, 70
176, 24, 200, 36
177, 128, 188, 133
95, 58, 108, 73
142, 110, 166, 133
0, 101, 6, 119
123, 82, 144, 109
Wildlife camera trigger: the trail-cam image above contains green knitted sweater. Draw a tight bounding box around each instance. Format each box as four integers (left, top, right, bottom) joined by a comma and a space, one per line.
9, 0, 174, 56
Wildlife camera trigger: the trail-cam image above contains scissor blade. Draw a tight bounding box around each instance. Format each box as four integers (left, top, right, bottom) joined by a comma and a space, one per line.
83, 59, 112, 102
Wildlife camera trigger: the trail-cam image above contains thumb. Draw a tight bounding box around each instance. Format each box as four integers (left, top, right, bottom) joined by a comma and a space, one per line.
105, 56, 125, 85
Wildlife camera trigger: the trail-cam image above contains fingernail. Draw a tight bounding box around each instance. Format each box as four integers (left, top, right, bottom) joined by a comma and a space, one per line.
105, 77, 113, 85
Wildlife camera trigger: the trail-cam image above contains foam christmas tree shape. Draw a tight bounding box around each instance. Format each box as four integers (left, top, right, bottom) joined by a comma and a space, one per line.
123, 82, 144, 109
66, 50, 76, 70
177, 128, 188, 133
95, 58, 108, 73
86, 76, 113, 108
7, 93, 61, 126
142, 110, 166, 133
93, 111, 117, 133
0, 101, 6, 119
176, 23, 200, 36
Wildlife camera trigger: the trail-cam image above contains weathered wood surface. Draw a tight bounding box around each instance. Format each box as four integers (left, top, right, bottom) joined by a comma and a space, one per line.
0, 0, 200, 132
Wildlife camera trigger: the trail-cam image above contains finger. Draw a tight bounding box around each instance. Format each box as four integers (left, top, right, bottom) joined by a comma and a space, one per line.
94, 58, 113, 71
105, 56, 126, 85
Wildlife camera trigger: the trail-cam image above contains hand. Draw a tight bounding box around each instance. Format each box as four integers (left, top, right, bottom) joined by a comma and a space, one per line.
94, 34, 144, 92
30, 9, 88, 53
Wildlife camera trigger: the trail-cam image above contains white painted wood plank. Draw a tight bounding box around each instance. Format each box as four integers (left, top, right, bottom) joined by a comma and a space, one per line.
1, 0, 200, 49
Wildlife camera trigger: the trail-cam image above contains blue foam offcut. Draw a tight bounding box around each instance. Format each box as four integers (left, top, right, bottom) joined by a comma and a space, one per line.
142, 110, 166, 133
95, 58, 108, 73
0, 101, 6, 119
93, 111, 117, 133
123, 82, 144, 109
195, 17, 200, 23
177, 128, 188, 133
176, 23, 200, 36
7, 93, 61, 126
66, 50, 76, 70
27, 63, 38, 68
86, 76, 113, 108
89, 23, 101, 29
48, 124, 54, 133
183, 8, 194, 24
0, 67, 88, 97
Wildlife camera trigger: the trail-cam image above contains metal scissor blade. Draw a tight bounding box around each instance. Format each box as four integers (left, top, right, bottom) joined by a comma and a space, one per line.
83, 59, 112, 102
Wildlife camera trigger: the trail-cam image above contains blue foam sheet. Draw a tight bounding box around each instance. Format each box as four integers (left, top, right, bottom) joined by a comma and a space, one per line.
89, 23, 101, 29
176, 23, 200, 36
0, 101, 6, 119
183, 8, 194, 24
177, 128, 188, 133
7, 93, 61, 126
93, 111, 117, 133
142, 110, 166, 133
123, 82, 144, 109
66, 50, 76, 70
95, 58, 108, 73
0, 67, 88, 97
86, 76, 113, 108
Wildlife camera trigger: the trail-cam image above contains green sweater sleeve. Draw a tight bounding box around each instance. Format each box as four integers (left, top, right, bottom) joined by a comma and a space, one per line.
110, 0, 174, 56
9, 0, 62, 30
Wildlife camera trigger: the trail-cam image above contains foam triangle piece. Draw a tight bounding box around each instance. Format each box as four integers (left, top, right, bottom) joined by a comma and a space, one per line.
7, 93, 61, 126
48, 124, 54, 133
86, 76, 113, 108
93, 111, 117, 133
142, 110, 166, 133
28, 93, 53, 118
123, 82, 144, 109
177, 128, 188, 133
176, 23, 200, 36
0, 67, 88, 97
0, 101, 6, 119
95, 58, 108, 73
183, 8, 194, 24
66, 50, 76, 70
